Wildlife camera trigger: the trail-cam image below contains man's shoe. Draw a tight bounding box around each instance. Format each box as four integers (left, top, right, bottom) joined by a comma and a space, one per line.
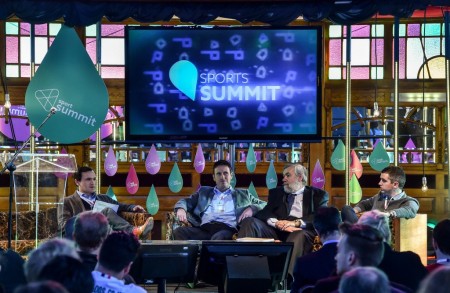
134, 217, 154, 240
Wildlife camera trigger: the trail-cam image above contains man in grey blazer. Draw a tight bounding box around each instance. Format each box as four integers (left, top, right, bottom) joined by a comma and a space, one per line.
173, 160, 266, 240
58, 166, 152, 239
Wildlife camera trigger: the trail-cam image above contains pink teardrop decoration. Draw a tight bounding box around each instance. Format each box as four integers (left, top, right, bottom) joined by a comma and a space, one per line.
311, 159, 325, 189
145, 144, 161, 175
350, 150, 363, 179
54, 147, 73, 179
126, 163, 139, 194
104, 145, 118, 176
194, 144, 205, 173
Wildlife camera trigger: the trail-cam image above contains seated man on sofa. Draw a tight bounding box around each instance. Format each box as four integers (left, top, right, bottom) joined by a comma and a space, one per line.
341, 166, 419, 223
58, 166, 153, 240
237, 163, 329, 275
173, 160, 266, 240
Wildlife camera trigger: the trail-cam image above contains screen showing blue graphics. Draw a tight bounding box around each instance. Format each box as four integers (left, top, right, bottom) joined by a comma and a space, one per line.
125, 26, 322, 142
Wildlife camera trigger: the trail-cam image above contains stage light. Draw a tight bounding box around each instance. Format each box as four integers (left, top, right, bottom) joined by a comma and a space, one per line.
4, 93, 11, 109
421, 176, 428, 192
373, 101, 380, 117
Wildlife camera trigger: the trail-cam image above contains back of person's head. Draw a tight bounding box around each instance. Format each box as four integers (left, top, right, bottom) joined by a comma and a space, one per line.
14, 281, 69, 293
381, 166, 406, 189
98, 231, 140, 273
357, 210, 391, 244
24, 238, 80, 282
339, 223, 384, 267
339, 266, 389, 293
73, 211, 109, 251
433, 219, 450, 255
0, 249, 26, 293
212, 160, 232, 173
37, 255, 94, 293
313, 206, 341, 237
74, 166, 93, 181
418, 266, 450, 293
370, 121, 379, 129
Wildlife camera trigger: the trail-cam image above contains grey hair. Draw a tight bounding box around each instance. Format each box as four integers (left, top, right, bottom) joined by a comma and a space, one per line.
24, 238, 80, 282
358, 210, 391, 244
284, 163, 308, 185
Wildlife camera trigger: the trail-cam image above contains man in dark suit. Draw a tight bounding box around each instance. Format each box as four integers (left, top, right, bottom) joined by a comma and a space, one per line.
237, 163, 329, 274
58, 166, 153, 239
173, 160, 266, 240
290, 206, 341, 293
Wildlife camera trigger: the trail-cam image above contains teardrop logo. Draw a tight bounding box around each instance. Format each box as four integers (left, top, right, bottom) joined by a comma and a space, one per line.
169, 60, 198, 101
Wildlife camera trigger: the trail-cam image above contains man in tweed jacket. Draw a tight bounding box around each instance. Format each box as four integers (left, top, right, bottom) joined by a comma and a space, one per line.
58, 166, 152, 239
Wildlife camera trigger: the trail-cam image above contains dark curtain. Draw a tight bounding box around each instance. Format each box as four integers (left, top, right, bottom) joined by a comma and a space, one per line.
0, 0, 442, 26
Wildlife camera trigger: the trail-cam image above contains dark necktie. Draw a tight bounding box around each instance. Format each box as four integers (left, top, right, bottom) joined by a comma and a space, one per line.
287, 193, 296, 212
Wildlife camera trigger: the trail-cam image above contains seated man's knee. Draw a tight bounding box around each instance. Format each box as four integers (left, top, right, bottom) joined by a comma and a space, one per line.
211, 230, 234, 240
101, 207, 115, 216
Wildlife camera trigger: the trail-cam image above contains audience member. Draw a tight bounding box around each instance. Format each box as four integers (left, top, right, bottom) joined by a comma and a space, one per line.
37, 255, 94, 293
427, 219, 450, 272
73, 211, 109, 272
92, 231, 146, 293
339, 266, 390, 293
173, 160, 266, 240
58, 166, 152, 239
358, 210, 427, 291
238, 163, 328, 275
341, 166, 419, 223
0, 249, 26, 293
14, 281, 69, 293
417, 266, 450, 293
290, 206, 341, 293
24, 238, 80, 282
313, 223, 384, 293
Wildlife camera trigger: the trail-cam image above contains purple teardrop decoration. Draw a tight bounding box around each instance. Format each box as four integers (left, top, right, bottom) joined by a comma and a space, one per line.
126, 163, 139, 194
104, 145, 118, 176
194, 144, 205, 173
145, 144, 161, 175
311, 159, 325, 189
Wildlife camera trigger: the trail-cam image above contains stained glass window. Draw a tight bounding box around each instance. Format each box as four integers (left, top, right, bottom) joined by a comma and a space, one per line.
395, 23, 445, 79
328, 24, 384, 80
86, 24, 127, 78
5, 22, 61, 78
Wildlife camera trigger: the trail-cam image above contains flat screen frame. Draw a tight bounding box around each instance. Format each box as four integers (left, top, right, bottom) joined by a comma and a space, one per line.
125, 25, 323, 143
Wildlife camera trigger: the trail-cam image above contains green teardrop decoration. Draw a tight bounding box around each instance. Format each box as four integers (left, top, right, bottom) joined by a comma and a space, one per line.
266, 160, 278, 189
25, 25, 108, 143
349, 174, 362, 204
369, 142, 390, 171
249, 181, 259, 198
168, 162, 183, 193
331, 140, 346, 170
106, 185, 117, 201
230, 174, 237, 188
246, 144, 257, 173
146, 184, 159, 215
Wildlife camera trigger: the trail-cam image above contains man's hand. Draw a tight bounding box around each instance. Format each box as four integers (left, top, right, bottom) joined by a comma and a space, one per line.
176, 208, 188, 223
238, 207, 253, 223
275, 220, 301, 232
133, 205, 146, 213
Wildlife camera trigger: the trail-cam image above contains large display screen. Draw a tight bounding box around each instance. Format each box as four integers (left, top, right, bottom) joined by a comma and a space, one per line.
125, 26, 322, 142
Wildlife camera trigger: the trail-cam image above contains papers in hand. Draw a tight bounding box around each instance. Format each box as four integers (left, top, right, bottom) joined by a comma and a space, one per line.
236, 237, 275, 242
93, 200, 119, 213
